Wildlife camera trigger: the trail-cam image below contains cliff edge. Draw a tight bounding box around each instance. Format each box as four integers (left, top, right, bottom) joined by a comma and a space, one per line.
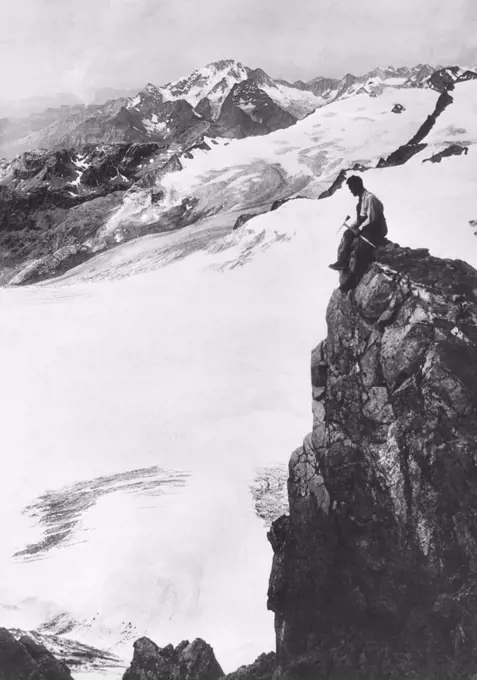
268, 243, 477, 680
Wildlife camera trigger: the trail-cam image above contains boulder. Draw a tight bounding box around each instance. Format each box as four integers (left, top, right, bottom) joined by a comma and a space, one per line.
123, 637, 224, 680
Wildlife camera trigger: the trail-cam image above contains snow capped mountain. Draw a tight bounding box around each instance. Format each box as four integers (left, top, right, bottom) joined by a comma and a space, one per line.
161, 59, 249, 108
156, 61, 324, 121
402, 63, 435, 87
195, 71, 250, 120
126, 83, 164, 111
285, 65, 438, 106
1, 60, 454, 159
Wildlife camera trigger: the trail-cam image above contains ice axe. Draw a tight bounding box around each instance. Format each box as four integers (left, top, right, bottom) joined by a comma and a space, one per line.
337, 215, 376, 248
336, 215, 351, 233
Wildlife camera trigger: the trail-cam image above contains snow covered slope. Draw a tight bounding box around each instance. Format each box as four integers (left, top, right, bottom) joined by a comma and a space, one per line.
89, 85, 440, 246
1, 78, 476, 678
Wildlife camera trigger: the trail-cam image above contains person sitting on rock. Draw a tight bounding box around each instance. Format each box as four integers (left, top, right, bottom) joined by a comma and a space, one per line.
329, 175, 388, 290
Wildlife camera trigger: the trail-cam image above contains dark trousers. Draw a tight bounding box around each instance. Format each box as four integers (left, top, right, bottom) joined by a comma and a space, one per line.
336, 229, 357, 267
336, 230, 376, 290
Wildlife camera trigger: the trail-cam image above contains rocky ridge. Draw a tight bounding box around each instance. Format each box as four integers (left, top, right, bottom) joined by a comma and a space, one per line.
267, 244, 477, 679
3, 61, 467, 159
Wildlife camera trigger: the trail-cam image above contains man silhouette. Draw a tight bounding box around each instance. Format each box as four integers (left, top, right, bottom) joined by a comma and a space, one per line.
329, 175, 388, 290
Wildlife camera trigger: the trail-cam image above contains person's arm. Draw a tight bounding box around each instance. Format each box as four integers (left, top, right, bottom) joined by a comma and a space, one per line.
357, 194, 377, 232
347, 205, 365, 232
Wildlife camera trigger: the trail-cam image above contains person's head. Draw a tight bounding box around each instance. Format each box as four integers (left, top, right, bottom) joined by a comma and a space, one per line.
346, 175, 365, 197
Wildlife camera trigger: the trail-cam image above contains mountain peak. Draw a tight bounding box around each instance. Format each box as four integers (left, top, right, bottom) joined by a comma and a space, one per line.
142, 83, 162, 96
205, 58, 246, 72
246, 67, 276, 88
161, 59, 249, 109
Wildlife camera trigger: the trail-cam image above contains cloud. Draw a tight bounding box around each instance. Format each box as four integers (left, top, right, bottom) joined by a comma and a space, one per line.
0, 0, 475, 100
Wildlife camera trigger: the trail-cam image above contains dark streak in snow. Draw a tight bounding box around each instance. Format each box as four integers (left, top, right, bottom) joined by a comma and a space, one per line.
15, 466, 189, 561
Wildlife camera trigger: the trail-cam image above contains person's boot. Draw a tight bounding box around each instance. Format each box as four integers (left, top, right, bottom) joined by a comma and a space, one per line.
328, 262, 347, 271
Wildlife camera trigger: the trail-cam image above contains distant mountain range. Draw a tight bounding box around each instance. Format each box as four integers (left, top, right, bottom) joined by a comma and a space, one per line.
2, 59, 474, 159
0, 57, 476, 285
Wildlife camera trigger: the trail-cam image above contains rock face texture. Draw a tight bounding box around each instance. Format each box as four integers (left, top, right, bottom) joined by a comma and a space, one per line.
123, 637, 224, 680
423, 144, 469, 164
216, 81, 297, 139
267, 244, 477, 679
224, 652, 276, 680
0, 628, 74, 680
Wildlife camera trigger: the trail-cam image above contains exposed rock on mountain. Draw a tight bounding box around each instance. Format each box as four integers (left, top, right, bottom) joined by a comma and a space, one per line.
402, 63, 435, 88
0, 628, 74, 680
7, 628, 124, 676
267, 244, 477, 679
300, 65, 435, 104
423, 144, 469, 163
163, 60, 249, 108
427, 66, 477, 93
378, 91, 454, 167
391, 103, 405, 113
0, 91, 208, 157
318, 163, 369, 199
247, 68, 278, 90
224, 652, 276, 679
292, 76, 340, 98
122, 637, 276, 680
215, 81, 297, 138
0, 142, 188, 283
233, 213, 257, 230
123, 637, 224, 680
1, 61, 446, 158
1, 60, 474, 286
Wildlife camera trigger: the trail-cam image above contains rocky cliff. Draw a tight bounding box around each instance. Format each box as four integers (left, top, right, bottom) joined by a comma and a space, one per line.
267, 244, 477, 679
0, 628, 74, 680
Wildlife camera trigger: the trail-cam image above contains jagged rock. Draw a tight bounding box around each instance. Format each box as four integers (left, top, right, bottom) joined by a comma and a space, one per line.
224, 652, 276, 679
233, 213, 257, 230
123, 637, 224, 680
391, 103, 405, 113
215, 81, 297, 139
428, 66, 477, 93
268, 245, 477, 679
195, 97, 215, 121
423, 144, 469, 164
378, 91, 454, 167
318, 164, 369, 199
270, 196, 307, 212
0, 628, 73, 680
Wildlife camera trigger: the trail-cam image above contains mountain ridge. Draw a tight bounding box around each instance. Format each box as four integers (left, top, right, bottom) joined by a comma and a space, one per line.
3, 60, 469, 159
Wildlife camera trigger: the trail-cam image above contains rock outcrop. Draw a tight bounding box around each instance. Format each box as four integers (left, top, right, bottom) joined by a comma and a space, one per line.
0, 628, 74, 680
378, 91, 454, 167
267, 244, 477, 679
123, 637, 224, 680
215, 81, 297, 139
224, 652, 276, 680
423, 144, 469, 164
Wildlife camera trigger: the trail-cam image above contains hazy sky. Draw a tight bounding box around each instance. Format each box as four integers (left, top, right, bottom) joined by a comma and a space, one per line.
1, 0, 476, 100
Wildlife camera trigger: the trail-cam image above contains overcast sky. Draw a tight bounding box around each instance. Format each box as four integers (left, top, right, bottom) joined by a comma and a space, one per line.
0, 0, 476, 101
